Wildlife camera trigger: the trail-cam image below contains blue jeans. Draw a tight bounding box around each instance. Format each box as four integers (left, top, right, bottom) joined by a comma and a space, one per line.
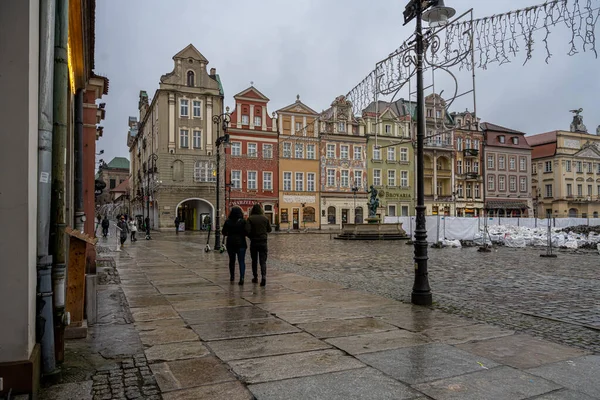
228, 247, 246, 280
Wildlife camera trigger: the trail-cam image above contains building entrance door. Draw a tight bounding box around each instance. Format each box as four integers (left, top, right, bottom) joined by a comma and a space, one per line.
293, 208, 299, 230
342, 209, 349, 224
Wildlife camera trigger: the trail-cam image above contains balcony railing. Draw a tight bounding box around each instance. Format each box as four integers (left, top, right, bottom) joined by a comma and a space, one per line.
463, 148, 479, 157
465, 172, 480, 180
425, 139, 453, 149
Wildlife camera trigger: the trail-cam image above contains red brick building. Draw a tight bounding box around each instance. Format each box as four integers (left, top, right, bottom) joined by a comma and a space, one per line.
225, 86, 279, 222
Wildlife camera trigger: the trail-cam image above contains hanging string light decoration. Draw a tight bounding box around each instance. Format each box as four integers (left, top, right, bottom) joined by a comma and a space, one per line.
345, 0, 600, 116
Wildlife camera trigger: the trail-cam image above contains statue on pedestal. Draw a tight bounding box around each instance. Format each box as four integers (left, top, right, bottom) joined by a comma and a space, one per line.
569, 108, 587, 133
367, 185, 379, 218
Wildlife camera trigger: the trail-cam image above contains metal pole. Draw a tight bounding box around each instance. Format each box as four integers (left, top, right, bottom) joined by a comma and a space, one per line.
50, 0, 68, 366
411, 1, 432, 305
74, 89, 84, 232
37, 0, 57, 376
215, 142, 221, 250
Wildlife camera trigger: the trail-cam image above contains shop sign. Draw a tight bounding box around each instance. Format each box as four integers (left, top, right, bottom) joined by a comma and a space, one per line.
231, 200, 256, 206
283, 195, 316, 204
378, 190, 412, 199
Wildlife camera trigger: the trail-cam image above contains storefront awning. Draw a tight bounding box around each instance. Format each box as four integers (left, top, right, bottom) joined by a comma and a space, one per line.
485, 200, 528, 210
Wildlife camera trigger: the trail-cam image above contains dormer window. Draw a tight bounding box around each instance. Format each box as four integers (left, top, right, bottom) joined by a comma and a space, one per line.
436, 110, 441, 118
498, 135, 505, 144
512, 137, 519, 145
338, 122, 346, 132
187, 71, 195, 87
241, 115, 249, 125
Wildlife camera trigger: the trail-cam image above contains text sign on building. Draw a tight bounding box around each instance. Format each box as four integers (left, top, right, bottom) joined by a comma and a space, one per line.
283, 195, 316, 204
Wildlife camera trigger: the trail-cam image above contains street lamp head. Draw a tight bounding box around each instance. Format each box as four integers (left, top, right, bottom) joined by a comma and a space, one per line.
422, 0, 456, 27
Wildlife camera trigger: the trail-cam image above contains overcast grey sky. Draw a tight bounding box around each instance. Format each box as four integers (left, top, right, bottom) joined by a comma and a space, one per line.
95, 0, 599, 163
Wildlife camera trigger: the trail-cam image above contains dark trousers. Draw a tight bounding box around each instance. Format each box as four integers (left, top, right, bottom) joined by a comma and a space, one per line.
120, 235, 127, 245
131, 231, 136, 241
102, 227, 108, 237
175, 223, 180, 234
250, 242, 268, 278
227, 247, 247, 279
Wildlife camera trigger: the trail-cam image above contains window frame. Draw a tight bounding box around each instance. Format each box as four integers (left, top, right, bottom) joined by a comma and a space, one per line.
283, 172, 292, 191
326, 144, 336, 159
295, 172, 304, 191
326, 169, 336, 187
340, 170, 349, 187
231, 142, 242, 156
263, 171, 273, 190
247, 142, 258, 158
231, 170, 242, 189
263, 144, 273, 159
307, 172, 316, 192
179, 128, 189, 148
373, 169, 382, 186
192, 130, 202, 149
192, 100, 201, 118
180, 99, 189, 117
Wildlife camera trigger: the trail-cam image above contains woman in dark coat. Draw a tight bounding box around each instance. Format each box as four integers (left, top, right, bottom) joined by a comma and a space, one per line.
222, 206, 251, 285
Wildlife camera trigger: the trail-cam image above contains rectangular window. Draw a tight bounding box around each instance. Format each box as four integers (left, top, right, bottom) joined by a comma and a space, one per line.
247, 171, 257, 190
401, 170, 408, 187
373, 147, 381, 160
488, 175, 495, 191
387, 148, 396, 161
192, 100, 201, 118
338, 122, 346, 132
373, 169, 381, 186
283, 142, 292, 158
545, 161, 552, 172
475, 184, 480, 198
400, 148, 408, 162
457, 138, 463, 151
587, 162, 593, 173
388, 205, 396, 217
283, 172, 292, 191
577, 184, 583, 196
340, 145, 349, 160
193, 130, 202, 149
597, 163, 600, 174
354, 170, 362, 189
499, 176, 506, 191
488, 155, 495, 169
193, 160, 216, 182
499, 156, 505, 169
465, 160, 472, 173
281, 209, 289, 223
465, 138, 471, 149
509, 157, 516, 170
242, 115, 249, 125
110, 179, 116, 189
307, 144, 315, 160
567, 183, 572, 196
295, 172, 304, 191
385, 124, 392, 134
248, 143, 257, 158
519, 157, 526, 172
179, 129, 189, 148
466, 184, 472, 198
295, 122, 302, 132
180, 99, 189, 117
327, 144, 335, 158
387, 170, 396, 186
576, 161, 582, 173
533, 163, 538, 174
307, 173, 315, 191
263, 172, 272, 190
436, 110, 441, 118
566, 160, 571, 172
588, 184, 592, 196
254, 116, 262, 127
341, 170, 349, 187
457, 184, 464, 198
327, 169, 335, 187
474, 139, 480, 150
354, 146, 362, 160
263, 144, 273, 159
295, 143, 304, 159
509, 176, 516, 191
520, 177, 527, 192
231, 142, 241, 156
474, 162, 479, 173
231, 170, 241, 189
401, 206, 409, 216
457, 160, 462, 175
545, 184, 553, 197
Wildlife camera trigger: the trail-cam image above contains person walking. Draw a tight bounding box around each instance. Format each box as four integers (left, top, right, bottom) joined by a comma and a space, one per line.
101, 215, 110, 238
221, 206, 250, 285
129, 218, 138, 242
248, 203, 272, 287
117, 216, 129, 248
174, 215, 181, 235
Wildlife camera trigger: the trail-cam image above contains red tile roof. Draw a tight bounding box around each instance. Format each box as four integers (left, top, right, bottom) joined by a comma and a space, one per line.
531, 143, 557, 159
525, 131, 557, 147
110, 178, 129, 193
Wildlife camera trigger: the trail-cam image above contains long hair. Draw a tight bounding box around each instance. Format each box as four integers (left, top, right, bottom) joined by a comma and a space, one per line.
228, 206, 244, 221
250, 203, 264, 216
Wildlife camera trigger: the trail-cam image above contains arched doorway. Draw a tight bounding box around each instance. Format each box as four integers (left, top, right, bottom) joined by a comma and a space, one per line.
327, 206, 336, 224
568, 208, 578, 218
175, 198, 214, 231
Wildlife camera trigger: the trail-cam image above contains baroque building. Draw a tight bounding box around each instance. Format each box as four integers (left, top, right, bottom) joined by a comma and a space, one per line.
225, 86, 278, 221
362, 100, 414, 218
276, 95, 321, 230
451, 110, 484, 217
526, 111, 600, 218
319, 95, 368, 229
481, 123, 533, 217
128, 44, 224, 230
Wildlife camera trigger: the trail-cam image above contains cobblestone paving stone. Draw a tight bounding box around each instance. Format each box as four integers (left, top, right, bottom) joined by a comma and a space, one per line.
91, 355, 161, 400
264, 234, 600, 353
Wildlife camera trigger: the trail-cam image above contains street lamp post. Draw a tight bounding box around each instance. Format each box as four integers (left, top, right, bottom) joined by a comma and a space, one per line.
146, 153, 157, 240
352, 183, 359, 223
403, 0, 455, 306
213, 106, 231, 251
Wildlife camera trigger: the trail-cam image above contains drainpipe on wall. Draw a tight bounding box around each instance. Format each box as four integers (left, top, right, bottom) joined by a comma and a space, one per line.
74, 89, 84, 231
37, 0, 58, 376
50, 0, 69, 364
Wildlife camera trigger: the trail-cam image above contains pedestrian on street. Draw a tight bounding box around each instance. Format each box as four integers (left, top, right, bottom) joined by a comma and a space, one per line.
101, 215, 110, 238
129, 219, 138, 242
175, 215, 181, 235
117, 216, 129, 248
248, 203, 272, 287
222, 206, 250, 285
145, 216, 151, 240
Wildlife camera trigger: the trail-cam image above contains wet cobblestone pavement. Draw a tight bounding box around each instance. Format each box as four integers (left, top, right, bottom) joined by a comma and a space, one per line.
265, 234, 600, 353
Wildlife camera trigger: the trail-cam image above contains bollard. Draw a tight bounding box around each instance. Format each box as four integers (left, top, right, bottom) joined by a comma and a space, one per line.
541, 214, 557, 258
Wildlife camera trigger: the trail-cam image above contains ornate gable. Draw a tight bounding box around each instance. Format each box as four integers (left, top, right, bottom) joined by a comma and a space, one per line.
277, 95, 319, 115
159, 44, 219, 92
574, 143, 600, 159
234, 86, 269, 102
173, 44, 208, 63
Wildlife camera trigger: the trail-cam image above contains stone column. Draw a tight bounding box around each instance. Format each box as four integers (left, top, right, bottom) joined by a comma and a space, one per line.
206, 97, 213, 151
262, 106, 266, 131
291, 115, 295, 136
168, 93, 175, 151
249, 104, 255, 129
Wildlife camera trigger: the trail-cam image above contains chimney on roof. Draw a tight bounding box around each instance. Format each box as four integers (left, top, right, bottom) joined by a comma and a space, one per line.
210, 68, 216, 75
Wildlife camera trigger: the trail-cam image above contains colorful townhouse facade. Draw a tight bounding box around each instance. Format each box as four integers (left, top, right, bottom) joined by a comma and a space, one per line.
362, 100, 415, 217
225, 86, 278, 222
276, 95, 321, 230
319, 95, 368, 229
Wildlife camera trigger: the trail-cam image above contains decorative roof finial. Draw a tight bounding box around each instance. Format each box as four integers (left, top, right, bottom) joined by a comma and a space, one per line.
250, 81, 254, 86
296, 94, 300, 102
569, 108, 587, 133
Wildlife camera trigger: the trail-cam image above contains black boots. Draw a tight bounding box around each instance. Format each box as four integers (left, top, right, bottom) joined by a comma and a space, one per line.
260, 279, 266, 287
251, 276, 258, 283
